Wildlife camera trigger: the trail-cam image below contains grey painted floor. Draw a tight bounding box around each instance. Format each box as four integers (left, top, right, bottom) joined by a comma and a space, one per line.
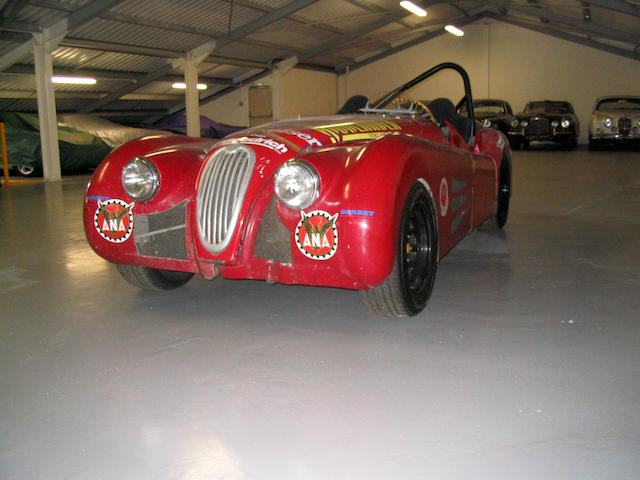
1, 148, 639, 479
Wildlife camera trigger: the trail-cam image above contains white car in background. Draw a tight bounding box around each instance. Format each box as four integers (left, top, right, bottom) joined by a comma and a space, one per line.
589, 96, 640, 149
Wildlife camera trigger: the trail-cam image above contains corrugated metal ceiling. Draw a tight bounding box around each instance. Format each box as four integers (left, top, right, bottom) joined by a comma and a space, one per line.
0, 0, 638, 123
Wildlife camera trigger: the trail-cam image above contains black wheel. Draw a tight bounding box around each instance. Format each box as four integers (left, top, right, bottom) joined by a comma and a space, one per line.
360, 183, 438, 317
509, 137, 522, 150
116, 264, 194, 291
16, 164, 39, 177
588, 137, 600, 151
495, 155, 511, 228
560, 138, 577, 150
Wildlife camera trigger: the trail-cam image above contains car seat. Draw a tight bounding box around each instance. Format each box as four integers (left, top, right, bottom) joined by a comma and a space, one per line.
428, 98, 474, 144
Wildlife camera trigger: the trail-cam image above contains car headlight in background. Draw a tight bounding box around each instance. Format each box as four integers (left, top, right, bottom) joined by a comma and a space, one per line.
603, 117, 613, 128
121, 157, 159, 201
551, 120, 559, 128
482, 119, 492, 128
561, 118, 571, 128
510, 119, 519, 128
521, 120, 528, 128
274, 161, 320, 209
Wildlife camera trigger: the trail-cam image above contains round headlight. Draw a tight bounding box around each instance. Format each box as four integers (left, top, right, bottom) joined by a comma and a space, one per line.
551, 120, 559, 128
561, 119, 571, 128
521, 120, 528, 128
510, 119, 519, 128
274, 161, 320, 210
482, 119, 492, 128
603, 117, 613, 128
121, 157, 159, 201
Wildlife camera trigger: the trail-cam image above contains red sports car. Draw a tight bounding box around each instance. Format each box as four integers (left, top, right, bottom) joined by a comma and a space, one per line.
83, 63, 511, 317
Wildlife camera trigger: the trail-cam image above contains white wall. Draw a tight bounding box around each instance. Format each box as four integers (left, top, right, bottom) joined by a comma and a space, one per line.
200, 87, 249, 127
199, 67, 338, 128
340, 20, 640, 143
281, 68, 337, 119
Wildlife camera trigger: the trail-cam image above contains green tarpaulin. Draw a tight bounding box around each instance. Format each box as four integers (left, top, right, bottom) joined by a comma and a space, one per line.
0, 112, 112, 174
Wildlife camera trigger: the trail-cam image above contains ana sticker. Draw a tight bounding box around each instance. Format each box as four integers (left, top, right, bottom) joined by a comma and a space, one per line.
295, 210, 339, 260
439, 178, 449, 217
94, 199, 134, 243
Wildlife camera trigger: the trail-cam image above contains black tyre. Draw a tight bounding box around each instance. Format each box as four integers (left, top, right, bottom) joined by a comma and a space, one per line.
495, 155, 511, 229
16, 164, 39, 177
509, 137, 522, 150
560, 138, 577, 150
588, 137, 600, 151
116, 264, 194, 291
360, 183, 438, 317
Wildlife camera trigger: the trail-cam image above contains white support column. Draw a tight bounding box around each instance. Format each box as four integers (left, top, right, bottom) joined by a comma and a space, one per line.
184, 59, 200, 137
172, 41, 216, 138
272, 56, 298, 121
33, 33, 61, 182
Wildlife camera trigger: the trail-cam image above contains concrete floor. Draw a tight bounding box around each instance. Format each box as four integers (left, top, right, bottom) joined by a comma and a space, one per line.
1, 147, 639, 479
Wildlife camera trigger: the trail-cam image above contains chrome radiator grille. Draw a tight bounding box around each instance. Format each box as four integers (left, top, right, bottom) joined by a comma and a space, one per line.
196, 145, 255, 253
526, 117, 550, 136
618, 117, 631, 136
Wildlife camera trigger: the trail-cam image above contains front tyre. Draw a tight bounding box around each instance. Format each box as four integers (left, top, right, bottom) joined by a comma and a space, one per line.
116, 264, 194, 291
360, 183, 438, 317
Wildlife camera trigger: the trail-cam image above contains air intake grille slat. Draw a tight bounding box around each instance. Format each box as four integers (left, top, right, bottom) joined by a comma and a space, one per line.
196, 145, 255, 253
618, 117, 631, 136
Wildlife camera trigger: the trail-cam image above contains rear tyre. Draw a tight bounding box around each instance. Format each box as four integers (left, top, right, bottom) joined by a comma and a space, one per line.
495, 156, 511, 228
360, 183, 438, 317
116, 264, 194, 291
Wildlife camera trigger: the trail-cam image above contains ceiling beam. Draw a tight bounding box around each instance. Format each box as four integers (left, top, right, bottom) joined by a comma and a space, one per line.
583, 1, 640, 18
298, 0, 445, 61
214, 0, 320, 50
0, 0, 123, 72
485, 0, 640, 47
1, 64, 235, 85
78, 63, 175, 112
339, 13, 486, 73
0, 90, 183, 100
489, 13, 640, 62
80, 0, 322, 112
0, 0, 30, 28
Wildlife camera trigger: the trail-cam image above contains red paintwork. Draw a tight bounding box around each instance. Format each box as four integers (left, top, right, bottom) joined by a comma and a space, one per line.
84, 114, 509, 290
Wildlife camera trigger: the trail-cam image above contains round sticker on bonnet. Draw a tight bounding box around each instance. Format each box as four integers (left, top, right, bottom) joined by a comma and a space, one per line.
295, 210, 339, 260
94, 199, 134, 243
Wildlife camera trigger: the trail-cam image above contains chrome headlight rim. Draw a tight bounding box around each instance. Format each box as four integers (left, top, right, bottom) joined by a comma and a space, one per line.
121, 156, 160, 202
274, 160, 320, 210
482, 118, 492, 128
561, 118, 571, 129
603, 117, 613, 128
551, 120, 559, 128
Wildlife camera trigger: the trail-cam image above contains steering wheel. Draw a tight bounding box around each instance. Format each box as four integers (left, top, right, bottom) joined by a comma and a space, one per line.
392, 97, 435, 122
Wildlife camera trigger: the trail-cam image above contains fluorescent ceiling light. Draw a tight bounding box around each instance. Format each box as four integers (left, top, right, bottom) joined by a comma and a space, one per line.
400, 1, 427, 17
172, 82, 207, 90
51, 76, 96, 85
445, 25, 464, 36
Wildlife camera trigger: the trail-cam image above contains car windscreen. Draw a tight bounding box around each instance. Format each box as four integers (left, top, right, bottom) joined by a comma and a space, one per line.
524, 102, 571, 114
597, 98, 640, 111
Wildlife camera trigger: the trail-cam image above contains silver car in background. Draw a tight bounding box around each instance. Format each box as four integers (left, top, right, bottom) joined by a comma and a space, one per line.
589, 96, 640, 149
